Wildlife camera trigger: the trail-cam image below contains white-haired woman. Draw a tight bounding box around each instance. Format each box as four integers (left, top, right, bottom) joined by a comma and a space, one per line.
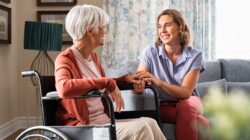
54, 4, 166, 140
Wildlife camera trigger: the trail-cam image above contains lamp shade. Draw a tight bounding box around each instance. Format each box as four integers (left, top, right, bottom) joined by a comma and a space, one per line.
24, 21, 63, 51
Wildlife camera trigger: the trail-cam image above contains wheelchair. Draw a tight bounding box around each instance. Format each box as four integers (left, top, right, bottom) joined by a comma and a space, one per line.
17, 70, 161, 140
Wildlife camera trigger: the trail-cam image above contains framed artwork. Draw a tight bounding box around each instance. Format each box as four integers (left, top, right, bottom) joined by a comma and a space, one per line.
0, 0, 11, 3
0, 5, 11, 44
37, 11, 72, 44
37, 0, 77, 6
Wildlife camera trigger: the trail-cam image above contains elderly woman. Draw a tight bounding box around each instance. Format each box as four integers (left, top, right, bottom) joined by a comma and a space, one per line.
135, 9, 209, 140
54, 4, 166, 140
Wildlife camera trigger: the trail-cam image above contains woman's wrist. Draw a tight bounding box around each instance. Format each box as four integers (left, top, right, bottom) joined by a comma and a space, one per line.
105, 78, 116, 93
113, 74, 128, 83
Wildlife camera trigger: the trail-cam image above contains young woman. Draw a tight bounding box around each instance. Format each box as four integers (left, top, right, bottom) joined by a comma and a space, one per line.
136, 9, 209, 140
54, 4, 166, 140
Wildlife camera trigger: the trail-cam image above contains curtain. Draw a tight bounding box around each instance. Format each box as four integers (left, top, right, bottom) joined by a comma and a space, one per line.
102, 0, 216, 76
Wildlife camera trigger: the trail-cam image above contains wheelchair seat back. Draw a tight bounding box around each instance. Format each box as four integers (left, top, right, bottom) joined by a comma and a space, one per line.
40, 75, 59, 126
40, 75, 56, 97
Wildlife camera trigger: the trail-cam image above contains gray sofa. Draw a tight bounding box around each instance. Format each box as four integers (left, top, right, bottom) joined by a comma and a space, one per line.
163, 59, 250, 139
118, 58, 250, 140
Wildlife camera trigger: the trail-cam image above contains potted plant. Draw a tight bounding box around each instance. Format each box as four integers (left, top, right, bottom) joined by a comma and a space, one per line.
201, 87, 250, 140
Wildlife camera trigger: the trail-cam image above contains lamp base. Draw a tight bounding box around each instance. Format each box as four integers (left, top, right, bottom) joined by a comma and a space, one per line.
30, 50, 54, 86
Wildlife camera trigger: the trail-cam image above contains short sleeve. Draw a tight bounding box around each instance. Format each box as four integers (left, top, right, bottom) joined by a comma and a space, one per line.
191, 51, 205, 73
138, 46, 152, 69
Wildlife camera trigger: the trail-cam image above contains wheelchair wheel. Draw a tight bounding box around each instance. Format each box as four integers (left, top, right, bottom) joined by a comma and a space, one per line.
16, 126, 69, 140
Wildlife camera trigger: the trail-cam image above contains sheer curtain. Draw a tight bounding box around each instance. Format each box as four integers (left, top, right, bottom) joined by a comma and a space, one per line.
101, 0, 216, 76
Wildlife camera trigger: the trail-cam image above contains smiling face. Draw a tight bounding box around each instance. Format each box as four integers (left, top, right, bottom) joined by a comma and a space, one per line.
155, 9, 190, 47
157, 15, 180, 46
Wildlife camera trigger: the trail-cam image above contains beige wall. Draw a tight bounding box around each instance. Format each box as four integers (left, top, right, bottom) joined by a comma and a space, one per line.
0, 0, 103, 126
0, 0, 17, 125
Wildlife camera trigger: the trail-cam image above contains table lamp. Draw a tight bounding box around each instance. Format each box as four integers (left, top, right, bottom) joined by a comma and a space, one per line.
24, 21, 63, 86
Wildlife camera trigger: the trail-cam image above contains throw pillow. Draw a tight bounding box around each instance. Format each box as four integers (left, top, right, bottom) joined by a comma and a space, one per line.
198, 61, 221, 83
197, 79, 227, 98
219, 59, 250, 82
226, 82, 250, 95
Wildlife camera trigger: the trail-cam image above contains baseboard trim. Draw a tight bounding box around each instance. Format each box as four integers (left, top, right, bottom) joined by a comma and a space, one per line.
0, 116, 42, 139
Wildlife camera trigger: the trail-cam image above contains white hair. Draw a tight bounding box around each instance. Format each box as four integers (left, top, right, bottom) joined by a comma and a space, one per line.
65, 4, 109, 42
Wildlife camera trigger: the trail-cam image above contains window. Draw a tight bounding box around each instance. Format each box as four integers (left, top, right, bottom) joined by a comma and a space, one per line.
216, 0, 250, 59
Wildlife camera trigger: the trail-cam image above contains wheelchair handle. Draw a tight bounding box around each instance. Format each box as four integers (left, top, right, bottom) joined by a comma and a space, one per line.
21, 70, 36, 77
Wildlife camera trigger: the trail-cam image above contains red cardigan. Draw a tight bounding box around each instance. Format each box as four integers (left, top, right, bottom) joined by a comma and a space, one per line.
55, 48, 125, 126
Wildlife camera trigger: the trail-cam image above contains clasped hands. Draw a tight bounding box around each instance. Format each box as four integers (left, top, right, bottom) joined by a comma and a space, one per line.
126, 71, 156, 92
110, 71, 155, 112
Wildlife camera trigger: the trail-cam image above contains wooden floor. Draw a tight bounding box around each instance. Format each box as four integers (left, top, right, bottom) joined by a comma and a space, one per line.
4, 129, 24, 140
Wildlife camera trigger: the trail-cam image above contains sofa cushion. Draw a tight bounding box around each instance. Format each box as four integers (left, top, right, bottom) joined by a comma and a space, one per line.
226, 82, 250, 94
197, 79, 227, 98
219, 59, 250, 82
198, 61, 221, 83
162, 123, 176, 140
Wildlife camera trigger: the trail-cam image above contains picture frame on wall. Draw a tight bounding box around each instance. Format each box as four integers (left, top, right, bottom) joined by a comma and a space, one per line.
0, 5, 11, 44
37, 0, 77, 6
37, 11, 72, 45
0, 0, 11, 3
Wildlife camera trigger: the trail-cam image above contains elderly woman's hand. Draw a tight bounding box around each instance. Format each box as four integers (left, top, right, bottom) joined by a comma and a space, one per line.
125, 73, 140, 84
110, 85, 124, 112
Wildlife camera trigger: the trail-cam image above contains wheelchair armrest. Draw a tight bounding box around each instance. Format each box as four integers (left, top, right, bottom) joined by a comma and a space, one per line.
43, 89, 103, 100
42, 89, 115, 128
44, 91, 60, 99
117, 83, 134, 90
75, 89, 102, 99
117, 82, 157, 95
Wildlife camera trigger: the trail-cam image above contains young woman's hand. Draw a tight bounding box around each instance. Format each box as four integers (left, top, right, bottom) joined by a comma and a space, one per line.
136, 71, 161, 87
